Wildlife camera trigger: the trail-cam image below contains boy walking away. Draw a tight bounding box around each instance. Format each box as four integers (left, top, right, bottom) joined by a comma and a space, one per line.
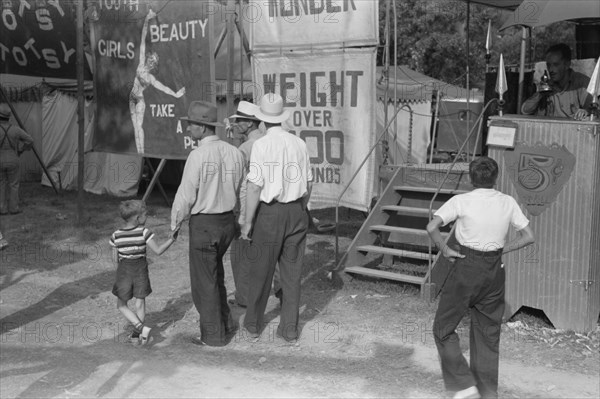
111, 200, 176, 345
426, 157, 535, 399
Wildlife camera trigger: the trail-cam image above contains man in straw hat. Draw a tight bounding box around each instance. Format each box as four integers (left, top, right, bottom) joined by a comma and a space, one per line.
0, 103, 34, 215
240, 93, 313, 343
227, 101, 263, 308
171, 100, 244, 347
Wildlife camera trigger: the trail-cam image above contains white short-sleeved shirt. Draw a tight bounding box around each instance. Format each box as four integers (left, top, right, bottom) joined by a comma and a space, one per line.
434, 188, 529, 252
247, 126, 313, 204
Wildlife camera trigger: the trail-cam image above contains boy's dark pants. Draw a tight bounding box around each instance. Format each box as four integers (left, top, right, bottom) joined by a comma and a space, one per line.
433, 245, 505, 399
189, 212, 236, 346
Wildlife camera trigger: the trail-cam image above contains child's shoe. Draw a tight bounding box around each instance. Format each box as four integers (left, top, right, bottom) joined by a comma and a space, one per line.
140, 325, 152, 345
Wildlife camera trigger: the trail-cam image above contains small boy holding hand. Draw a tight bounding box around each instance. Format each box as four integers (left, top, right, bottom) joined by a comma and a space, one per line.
110, 200, 176, 345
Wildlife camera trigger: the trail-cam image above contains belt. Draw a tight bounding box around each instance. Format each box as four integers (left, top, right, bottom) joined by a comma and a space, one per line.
458, 244, 503, 256
261, 198, 302, 206
192, 210, 234, 216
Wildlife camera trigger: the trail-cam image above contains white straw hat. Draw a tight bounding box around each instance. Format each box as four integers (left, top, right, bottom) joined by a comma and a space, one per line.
228, 101, 260, 121
254, 93, 290, 124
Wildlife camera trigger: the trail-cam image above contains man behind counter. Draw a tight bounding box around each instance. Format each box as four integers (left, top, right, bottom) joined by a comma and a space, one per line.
521, 43, 592, 120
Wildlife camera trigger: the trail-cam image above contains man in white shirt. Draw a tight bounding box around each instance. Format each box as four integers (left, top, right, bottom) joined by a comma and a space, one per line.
171, 101, 244, 347
240, 93, 313, 343
427, 156, 535, 399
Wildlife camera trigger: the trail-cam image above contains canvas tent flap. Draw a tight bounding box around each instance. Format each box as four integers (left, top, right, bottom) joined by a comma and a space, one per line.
39, 91, 141, 197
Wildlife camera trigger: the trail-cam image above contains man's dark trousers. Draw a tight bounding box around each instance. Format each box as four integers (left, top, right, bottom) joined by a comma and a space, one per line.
230, 237, 250, 306
189, 212, 236, 346
244, 200, 307, 341
433, 245, 505, 399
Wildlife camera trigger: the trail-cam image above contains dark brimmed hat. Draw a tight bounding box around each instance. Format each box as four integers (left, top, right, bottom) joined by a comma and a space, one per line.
180, 101, 223, 127
0, 104, 11, 120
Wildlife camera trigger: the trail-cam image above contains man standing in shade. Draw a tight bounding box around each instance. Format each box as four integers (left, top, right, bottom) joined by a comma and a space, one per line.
171, 101, 244, 347
227, 101, 264, 308
240, 93, 313, 343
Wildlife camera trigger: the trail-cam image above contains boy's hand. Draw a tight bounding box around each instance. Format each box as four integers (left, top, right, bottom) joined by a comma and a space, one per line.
170, 228, 179, 241
442, 246, 465, 262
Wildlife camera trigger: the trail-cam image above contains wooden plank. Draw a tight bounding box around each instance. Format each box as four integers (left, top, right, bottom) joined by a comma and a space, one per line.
370, 225, 449, 238
394, 186, 469, 195
357, 245, 431, 260
381, 205, 436, 217
345, 266, 426, 285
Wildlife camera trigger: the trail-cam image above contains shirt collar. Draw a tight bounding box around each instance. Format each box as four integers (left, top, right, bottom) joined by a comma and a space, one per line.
266, 125, 285, 134
199, 135, 220, 145
247, 129, 265, 140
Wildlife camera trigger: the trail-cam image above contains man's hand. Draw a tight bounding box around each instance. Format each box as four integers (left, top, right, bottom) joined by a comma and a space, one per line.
170, 227, 180, 241
240, 223, 252, 241
442, 246, 465, 262
573, 108, 589, 121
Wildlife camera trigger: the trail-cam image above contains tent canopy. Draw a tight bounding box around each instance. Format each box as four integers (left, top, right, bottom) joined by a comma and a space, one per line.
465, 0, 522, 10
376, 66, 480, 103
500, 0, 600, 30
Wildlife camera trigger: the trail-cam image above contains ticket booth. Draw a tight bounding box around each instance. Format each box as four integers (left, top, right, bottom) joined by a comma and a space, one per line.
487, 115, 600, 332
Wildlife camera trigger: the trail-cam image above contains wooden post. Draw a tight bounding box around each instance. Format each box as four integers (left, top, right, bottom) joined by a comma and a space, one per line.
227, 0, 235, 120
76, 0, 85, 225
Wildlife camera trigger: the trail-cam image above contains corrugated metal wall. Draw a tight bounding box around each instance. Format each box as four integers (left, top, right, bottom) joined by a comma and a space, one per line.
489, 116, 600, 332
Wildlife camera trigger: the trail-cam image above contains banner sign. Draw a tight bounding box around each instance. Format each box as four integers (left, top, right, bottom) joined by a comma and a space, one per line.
0, 0, 92, 79
249, 0, 378, 51
253, 48, 376, 211
91, 0, 215, 158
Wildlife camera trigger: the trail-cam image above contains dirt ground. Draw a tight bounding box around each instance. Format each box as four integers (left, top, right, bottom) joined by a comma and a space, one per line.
0, 183, 598, 398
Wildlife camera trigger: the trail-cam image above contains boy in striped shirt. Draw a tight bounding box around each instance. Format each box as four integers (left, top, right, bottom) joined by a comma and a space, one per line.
110, 200, 176, 345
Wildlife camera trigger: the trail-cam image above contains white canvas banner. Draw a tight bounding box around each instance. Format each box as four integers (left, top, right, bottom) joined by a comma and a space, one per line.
249, 0, 378, 51
253, 48, 376, 211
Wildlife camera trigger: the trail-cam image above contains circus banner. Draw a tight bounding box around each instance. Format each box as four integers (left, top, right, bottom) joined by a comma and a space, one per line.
0, 0, 92, 79
252, 47, 377, 211
91, 0, 215, 158
249, 0, 378, 51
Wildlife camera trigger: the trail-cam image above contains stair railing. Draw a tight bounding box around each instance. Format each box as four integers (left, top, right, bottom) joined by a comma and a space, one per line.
334, 103, 412, 265
426, 99, 499, 285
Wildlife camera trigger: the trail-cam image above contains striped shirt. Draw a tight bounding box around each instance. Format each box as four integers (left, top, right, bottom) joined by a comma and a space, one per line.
109, 226, 154, 260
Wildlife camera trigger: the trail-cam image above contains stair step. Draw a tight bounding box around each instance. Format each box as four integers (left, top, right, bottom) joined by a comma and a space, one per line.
357, 245, 432, 260
381, 205, 436, 217
394, 186, 469, 195
370, 225, 448, 237
345, 266, 426, 285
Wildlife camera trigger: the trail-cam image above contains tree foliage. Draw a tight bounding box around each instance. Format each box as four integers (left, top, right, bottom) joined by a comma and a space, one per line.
378, 0, 576, 89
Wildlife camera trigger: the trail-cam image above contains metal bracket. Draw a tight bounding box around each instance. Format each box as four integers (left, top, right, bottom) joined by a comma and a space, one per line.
569, 280, 594, 291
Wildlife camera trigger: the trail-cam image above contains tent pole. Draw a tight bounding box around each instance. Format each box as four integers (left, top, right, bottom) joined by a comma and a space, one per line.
77, 0, 85, 224
517, 26, 527, 114
142, 158, 168, 204
142, 158, 170, 206
0, 86, 59, 195
226, 0, 235, 124
465, 0, 471, 162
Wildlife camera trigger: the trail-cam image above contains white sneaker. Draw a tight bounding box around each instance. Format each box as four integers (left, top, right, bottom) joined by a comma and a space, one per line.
453, 386, 481, 399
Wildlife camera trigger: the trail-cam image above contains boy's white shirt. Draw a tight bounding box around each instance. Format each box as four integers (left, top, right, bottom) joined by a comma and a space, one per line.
434, 188, 529, 252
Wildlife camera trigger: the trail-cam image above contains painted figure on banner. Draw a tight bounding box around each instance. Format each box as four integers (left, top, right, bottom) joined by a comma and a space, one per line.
129, 8, 186, 154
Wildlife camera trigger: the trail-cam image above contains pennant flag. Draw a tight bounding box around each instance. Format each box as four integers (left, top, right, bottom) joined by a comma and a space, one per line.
587, 57, 600, 103
486, 19, 492, 54
495, 54, 508, 99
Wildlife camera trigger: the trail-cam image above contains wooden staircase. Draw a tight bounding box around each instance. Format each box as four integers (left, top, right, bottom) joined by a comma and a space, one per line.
336, 163, 471, 299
